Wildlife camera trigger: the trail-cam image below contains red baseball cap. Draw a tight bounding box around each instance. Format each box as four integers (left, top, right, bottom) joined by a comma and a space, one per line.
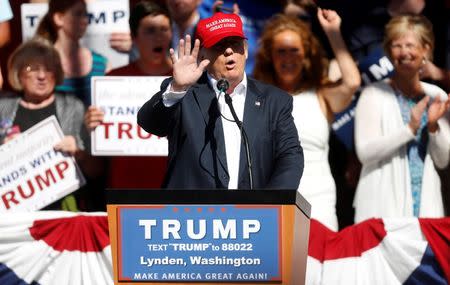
196, 12, 246, 48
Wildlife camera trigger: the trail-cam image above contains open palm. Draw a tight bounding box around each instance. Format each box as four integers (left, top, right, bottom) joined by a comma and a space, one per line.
170, 35, 210, 91
409, 95, 429, 133
428, 96, 450, 126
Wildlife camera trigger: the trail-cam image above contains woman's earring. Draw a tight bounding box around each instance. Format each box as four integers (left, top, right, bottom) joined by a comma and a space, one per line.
419, 58, 426, 75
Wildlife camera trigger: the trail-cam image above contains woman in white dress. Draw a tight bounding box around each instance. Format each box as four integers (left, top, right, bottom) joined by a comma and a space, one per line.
354, 15, 450, 222
254, 9, 360, 230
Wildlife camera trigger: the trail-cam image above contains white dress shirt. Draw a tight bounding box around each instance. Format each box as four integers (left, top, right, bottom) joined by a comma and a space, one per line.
162, 74, 248, 189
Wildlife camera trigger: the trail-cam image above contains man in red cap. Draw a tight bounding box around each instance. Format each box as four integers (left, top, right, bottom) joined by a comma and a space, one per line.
138, 12, 304, 189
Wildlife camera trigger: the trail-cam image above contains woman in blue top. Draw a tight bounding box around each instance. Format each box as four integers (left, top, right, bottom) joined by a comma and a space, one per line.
36, 0, 109, 106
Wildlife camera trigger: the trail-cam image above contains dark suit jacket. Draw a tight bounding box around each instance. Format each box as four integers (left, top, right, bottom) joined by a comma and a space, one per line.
137, 73, 304, 189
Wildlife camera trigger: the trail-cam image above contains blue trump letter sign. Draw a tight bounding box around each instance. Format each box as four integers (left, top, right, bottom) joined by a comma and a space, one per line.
117, 205, 282, 282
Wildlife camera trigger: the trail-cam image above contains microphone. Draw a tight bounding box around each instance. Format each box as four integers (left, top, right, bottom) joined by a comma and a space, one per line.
216, 79, 253, 189
217, 78, 229, 93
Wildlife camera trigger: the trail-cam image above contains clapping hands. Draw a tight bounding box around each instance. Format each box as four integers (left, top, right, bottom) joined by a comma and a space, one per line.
427, 96, 450, 132
409, 95, 450, 134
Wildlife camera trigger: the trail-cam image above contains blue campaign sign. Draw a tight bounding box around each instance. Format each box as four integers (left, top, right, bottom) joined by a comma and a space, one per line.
331, 46, 394, 151
117, 205, 281, 282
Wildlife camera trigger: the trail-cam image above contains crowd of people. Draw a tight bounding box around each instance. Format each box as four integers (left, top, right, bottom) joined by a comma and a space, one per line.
0, 0, 449, 230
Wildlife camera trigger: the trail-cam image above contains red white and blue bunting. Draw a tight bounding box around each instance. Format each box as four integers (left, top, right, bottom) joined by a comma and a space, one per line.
0, 212, 448, 285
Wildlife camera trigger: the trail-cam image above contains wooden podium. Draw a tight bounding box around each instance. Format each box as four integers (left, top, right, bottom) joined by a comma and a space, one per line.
107, 190, 311, 285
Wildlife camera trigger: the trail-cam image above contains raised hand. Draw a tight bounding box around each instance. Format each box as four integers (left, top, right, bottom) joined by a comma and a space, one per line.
317, 7, 341, 34
109, 32, 132, 53
427, 96, 450, 133
409, 95, 429, 134
169, 35, 210, 91
212, 1, 240, 14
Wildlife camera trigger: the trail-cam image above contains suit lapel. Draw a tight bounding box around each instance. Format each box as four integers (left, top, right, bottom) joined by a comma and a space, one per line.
192, 75, 229, 179
192, 75, 215, 125
238, 79, 264, 187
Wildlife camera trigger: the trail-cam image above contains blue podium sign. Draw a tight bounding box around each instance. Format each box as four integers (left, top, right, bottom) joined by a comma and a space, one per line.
117, 205, 282, 282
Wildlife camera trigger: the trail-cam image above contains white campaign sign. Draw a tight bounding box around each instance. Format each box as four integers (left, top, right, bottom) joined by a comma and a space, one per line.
0, 116, 86, 213
21, 1, 130, 68
91, 76, 168, 156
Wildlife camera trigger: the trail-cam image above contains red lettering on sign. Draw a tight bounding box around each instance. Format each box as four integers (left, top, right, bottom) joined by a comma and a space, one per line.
99, 122, 156, 140
1, 160, 71, 211
137, 125, 151, 139
18, 180, 36, 198
35, 169, 56, 190
1, 191, 18, 210
101, 122, 114, 139
55, 161, 69, 179
118, 122, 132, 139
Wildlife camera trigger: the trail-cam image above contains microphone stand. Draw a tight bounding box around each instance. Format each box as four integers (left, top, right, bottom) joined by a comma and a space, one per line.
223, 93, 254, 190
